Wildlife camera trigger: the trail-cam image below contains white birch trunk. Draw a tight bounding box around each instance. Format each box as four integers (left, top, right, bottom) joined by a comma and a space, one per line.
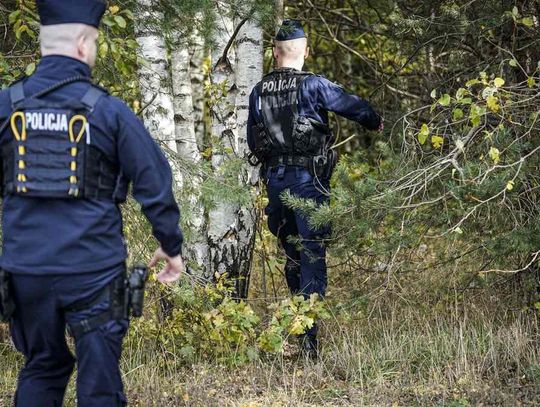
189, 30, 207, 152
233, 18, 264, 297
170, 31, 209, 273
207, 12, 240, 282
134, 1, 178, 157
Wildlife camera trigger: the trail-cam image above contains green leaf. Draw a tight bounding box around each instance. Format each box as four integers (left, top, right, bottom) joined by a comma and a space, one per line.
418, 123, 430, 145
512, 6, 520, 18
486, 95, 500, 113
8, 10, 21, 24
431, 135, 444, 149
469, 104, 485, 126
465, 79, 480, 87
506, 180, 515, 191
509, 59, 519, 67
453, 108, 464, 121
521, 17, 534, 27
25, 62, 35, 76
455, 88, 468, 100
493, 77, 505, 88
99, 41, 109, 58
438, 94, 451, 106
527, 77, 536, 88
459, 97, 473, 105
489, 147, 500, 164
114, 15, 127, 29
102, 15, 115, 27
430, 89, 437, 99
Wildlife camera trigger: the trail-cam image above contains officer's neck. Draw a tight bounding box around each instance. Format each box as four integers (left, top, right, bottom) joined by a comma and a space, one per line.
276, 59, 305, 71
41, 49, 92, 70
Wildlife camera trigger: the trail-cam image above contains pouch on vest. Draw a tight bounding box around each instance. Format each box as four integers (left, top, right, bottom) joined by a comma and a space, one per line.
1, 82, 128, 202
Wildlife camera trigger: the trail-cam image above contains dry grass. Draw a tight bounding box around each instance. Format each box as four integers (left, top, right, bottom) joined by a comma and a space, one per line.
2, 289, 540, 407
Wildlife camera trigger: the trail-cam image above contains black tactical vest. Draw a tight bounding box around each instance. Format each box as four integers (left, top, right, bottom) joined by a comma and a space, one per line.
0, 79, 128, 202
251, 69, 332, 164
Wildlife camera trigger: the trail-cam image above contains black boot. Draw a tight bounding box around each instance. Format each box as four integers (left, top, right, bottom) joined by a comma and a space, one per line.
284, 261, 301, 295
298, 333, 318, 359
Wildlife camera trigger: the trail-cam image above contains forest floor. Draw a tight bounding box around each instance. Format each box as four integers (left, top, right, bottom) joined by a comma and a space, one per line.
2, 270, 540, 407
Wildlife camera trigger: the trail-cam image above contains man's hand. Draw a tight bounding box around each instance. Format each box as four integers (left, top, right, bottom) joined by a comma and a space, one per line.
149, 247, 185, 283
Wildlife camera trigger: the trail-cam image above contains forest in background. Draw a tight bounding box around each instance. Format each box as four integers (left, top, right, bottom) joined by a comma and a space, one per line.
1, 1, 540, 405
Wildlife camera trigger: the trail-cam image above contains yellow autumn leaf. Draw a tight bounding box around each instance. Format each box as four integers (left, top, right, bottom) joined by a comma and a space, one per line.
431, 135, 444, 149
486, 95, 500, 113
506, 180, 514, 191
493, 77, 505, 88
418, 123, 430, 145
289, 318, 305, 335
489, 147, 500, 164
109, 5, 120, 14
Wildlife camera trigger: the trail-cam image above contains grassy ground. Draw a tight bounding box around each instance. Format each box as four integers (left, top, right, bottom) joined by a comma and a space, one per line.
2, 271, 540, 406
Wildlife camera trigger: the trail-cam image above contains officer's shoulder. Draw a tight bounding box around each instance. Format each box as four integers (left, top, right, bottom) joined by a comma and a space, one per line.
88, 81, 110, 96
303, 74, 343, 90
0, 77, 24, 117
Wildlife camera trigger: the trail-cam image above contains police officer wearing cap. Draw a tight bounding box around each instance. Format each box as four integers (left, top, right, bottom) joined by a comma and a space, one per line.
0, 1, 185, 405
247, 20, 383, 355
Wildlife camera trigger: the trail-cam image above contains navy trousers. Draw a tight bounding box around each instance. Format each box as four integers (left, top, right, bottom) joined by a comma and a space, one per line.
265, 166, 330, 308
8, 264, 128, 407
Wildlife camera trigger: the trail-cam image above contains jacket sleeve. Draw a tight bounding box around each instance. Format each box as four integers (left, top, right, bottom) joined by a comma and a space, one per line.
114, 100, 183, 257
315, 77, 381, 130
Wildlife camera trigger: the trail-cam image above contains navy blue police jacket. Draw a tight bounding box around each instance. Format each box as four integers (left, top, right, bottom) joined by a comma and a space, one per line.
247, 67, 381, 152
0, 56, 183, 275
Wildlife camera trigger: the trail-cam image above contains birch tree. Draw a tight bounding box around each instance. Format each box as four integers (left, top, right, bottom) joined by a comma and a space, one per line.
207, 10, 240, 279
233, 17, 264, 297
171, 31, 209, 274
134, 0, 178, 157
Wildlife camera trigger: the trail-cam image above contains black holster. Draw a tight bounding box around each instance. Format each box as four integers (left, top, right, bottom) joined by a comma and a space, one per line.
67, 263, 148, 339
310, 149, 337, 179
0, 269, 15, 323
126, 263, 149, 318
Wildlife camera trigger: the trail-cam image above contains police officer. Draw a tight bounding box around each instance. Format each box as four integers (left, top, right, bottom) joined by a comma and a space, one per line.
0, 1, 185, 405
247, 20, 383, 356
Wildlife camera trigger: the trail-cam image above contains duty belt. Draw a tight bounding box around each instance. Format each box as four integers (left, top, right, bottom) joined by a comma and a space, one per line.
266, 155, 313, 168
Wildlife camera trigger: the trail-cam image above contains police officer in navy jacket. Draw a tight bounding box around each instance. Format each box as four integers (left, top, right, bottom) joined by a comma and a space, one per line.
247, 20, 383, 356
0, 1, 185, 405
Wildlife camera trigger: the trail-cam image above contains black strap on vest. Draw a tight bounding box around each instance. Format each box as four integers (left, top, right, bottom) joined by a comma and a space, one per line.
80, 86, 105, 111
9, 82, 25, 107
66, 273, 126, 339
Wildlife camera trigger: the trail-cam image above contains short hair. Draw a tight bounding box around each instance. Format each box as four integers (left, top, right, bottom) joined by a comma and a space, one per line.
40, 23, 96, 53
273, 37, 308, 59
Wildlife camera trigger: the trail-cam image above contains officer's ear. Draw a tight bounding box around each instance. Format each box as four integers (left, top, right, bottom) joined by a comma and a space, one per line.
305, 46, 310, 60
77, 35, 88, 61
273, 46, 279, 61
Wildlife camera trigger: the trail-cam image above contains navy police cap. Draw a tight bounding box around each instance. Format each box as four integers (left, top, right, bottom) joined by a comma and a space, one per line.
37, 0, 107, 28
275, 19, 306, 41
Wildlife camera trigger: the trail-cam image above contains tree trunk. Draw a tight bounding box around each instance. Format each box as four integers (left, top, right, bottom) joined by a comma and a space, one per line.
189, 29, 207, 152
170, 31, 209, 274
233, 17, 264, 298
207, 11, 241, 283
134, 0, 178, 158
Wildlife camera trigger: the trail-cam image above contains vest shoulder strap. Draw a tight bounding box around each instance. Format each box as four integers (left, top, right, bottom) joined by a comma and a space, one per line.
81, 86, 107, 111
9, 81, 25, 108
